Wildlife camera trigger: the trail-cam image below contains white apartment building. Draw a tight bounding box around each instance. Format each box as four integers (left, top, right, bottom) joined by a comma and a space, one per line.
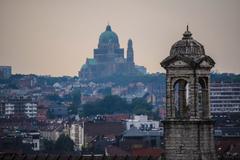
126, 115, 159, 130
5, 103, 15, 116
210, 83, 240, 113
69, 122, 84, 151
24, 103, 37, 118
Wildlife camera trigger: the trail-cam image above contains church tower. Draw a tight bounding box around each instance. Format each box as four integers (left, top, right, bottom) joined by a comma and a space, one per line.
160, 26, 216, 160
127, 39, 134, 64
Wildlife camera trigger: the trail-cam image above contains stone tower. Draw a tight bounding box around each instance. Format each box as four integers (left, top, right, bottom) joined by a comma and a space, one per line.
127, 39, 134, 64
160, 26, 216, 160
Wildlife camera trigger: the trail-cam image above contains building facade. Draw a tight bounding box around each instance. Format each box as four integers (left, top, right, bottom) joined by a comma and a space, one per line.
0, 66, 12, 79
69, 122, 84, 151
0, 96, 37, 118
161, 26, 216, 160
126, 115, 159, 130
210, 83, 240, 113
79, 25, 145, 80
24, 103, 37, 118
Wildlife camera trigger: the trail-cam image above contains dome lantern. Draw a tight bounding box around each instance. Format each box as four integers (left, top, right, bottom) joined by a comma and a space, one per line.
170, 25, 205, 56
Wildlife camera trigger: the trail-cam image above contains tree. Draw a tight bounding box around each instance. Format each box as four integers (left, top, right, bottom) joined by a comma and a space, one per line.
47, 109, 55, 119
55, 134, 74, 152
82, 95, 131, 116
131, 98, 153, 115
69, 88, 81, 115
43, 139, 55, 152
81, 95, 153, 116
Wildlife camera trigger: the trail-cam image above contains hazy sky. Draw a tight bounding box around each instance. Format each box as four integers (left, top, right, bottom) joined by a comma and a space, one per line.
0, 0, 240, 76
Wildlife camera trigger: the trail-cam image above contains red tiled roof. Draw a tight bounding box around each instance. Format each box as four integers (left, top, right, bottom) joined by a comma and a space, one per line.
131, 148, 164, 157
85, 122, 125, 137
105, 146, 131, 156
0, 153, 157, 160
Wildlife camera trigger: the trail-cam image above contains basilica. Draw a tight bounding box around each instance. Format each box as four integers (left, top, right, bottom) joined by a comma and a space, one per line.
78, 25, 146, 80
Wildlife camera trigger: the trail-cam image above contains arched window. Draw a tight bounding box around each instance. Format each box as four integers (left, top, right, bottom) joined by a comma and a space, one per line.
198, 77, 209, 118
173, 79, 190, 118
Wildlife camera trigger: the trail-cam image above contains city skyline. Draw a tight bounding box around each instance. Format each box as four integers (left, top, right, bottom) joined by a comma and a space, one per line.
0, 0, 240, 76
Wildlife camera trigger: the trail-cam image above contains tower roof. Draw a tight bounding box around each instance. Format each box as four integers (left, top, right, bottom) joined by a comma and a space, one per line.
170, 26, 205, 56
161, 26, 215, 68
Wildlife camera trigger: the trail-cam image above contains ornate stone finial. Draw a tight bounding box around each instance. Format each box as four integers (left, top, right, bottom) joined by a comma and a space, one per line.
106, 24, 111, 31
183, 25, 192, 39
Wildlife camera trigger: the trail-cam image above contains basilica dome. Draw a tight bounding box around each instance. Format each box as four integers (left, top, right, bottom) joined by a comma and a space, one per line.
170, 26, 205, 56
98, 25, 120, 48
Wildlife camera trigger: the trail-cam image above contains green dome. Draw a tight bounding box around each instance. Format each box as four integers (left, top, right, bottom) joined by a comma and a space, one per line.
98, 25, 120, 48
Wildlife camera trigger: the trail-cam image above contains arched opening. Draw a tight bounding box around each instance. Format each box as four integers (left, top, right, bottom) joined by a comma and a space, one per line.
198, 77, 209, 118
173, 79, 190, 118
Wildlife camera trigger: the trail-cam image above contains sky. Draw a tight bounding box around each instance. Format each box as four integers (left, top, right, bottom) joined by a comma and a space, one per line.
0, 0, 240, 76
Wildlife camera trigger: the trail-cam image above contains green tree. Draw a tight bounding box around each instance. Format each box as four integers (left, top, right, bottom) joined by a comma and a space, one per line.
47, 109, 55, 119
55, 134, 74, 152
43, 139, 55, 152
131, 98, 153, 115
82, 95, 131, 116
69, 88, 81, 115
81, 95, 153, 116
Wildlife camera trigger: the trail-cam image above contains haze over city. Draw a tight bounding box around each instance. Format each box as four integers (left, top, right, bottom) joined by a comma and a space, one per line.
0, 0, 240, 76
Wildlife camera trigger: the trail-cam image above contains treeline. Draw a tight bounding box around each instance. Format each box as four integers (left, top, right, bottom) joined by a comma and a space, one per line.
80, 95, 153, 117
88, 73, 166, 85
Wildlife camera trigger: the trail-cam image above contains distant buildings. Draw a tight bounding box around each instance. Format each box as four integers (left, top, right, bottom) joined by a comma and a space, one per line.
121, 127, 162, 149
24, 103, 37, 118
125, 115, 160, 131
210, 83, 240, 113
111, 82, 147, 102
40, 123, 64, 141
48, 106, 68, 118
22, 132, 40, 151
0, 66, 12, 79
0, 96, 38, 118
79, 25, 146, 80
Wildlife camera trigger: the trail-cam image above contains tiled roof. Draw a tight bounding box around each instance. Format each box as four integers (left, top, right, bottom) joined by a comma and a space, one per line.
85, 122, 125, 137
131, 148, 164, 157
0, 153, 157, 160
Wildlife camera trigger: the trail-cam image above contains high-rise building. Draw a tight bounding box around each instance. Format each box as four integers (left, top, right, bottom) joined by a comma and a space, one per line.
79, 25, 145, 80
161, 26, 216, 160
69, 122, 84, 151
210, 83, 240, 113
0, 66, 12, 79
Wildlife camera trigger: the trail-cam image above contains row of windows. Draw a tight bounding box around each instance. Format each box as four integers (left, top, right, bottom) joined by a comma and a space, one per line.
211, 104, 240, 107
210, 92, 240, 95
211, 100, 240, 103
211, 108, 240, 112
211, 96, 240, 99
211, 88, 240, 91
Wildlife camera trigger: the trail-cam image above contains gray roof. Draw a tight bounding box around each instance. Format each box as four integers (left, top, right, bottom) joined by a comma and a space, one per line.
123, 127, 161, 137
